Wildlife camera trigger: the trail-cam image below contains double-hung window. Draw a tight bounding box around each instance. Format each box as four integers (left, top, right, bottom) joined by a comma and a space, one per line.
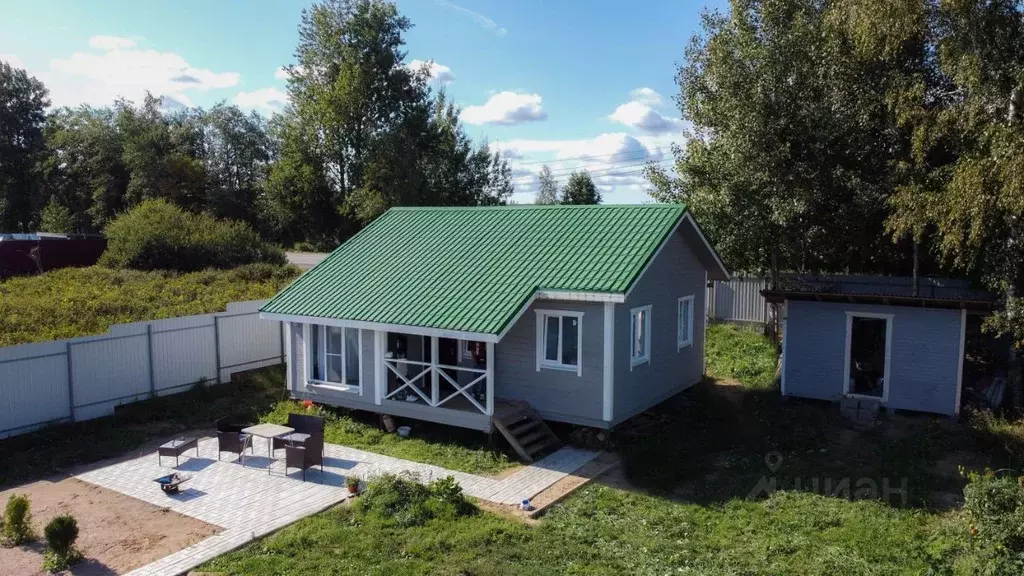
630, 305, 651, 369
678, 295, 695, 349
536, 310, 583, 376
308, 324, 361, 391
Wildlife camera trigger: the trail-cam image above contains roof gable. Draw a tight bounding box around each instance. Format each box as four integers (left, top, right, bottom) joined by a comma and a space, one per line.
262, 204, 690, 335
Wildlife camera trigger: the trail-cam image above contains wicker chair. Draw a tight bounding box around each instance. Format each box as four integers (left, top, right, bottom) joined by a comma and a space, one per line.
217, 430, 250, 462
285, 432, 324, 481
272, 414, 325, 454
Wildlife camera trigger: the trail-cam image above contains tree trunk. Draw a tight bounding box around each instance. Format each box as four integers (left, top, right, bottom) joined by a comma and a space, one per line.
912, 238, 920, 297
1008, 278, 1023, 413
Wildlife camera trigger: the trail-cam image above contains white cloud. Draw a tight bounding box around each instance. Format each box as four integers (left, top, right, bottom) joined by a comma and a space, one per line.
609, 101, 683, 134
408, 59, 455, 84
629, 87, 665, 106
0, 53, 25, 69
38, 35, 240, 108
462, 91, 546, 125
233, 87, 288, 113
274, 65, 305, 81
436, 0, 507, 36
497, 132, 680, 204
88, 35, 137, 51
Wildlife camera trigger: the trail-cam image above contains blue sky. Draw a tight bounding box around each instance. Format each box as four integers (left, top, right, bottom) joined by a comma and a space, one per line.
0, 0, 724, 203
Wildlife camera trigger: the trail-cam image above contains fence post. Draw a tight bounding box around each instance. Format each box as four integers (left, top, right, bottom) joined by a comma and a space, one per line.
65, 342, 76, 422
147, 324, 156, 398
213, 315, 222, 385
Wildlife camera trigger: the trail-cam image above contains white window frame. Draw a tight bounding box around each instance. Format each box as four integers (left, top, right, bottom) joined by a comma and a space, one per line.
305, 323, 362, 394
630, 305, 652, 370
535, 309, 584, 376
842, 311, 892, 404
677, 295, 695, 350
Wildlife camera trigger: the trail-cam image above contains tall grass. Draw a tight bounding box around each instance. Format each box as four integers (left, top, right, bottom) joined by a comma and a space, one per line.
705, 322, 779, 389
0, 264, 299, 347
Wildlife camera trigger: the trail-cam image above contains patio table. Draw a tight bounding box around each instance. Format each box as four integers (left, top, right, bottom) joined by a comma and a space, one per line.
241, 423, 294, 474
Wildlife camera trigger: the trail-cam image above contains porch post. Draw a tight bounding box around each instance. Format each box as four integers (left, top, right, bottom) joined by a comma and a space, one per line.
431, 336, 439, 406
485, 341, 495, 416
374, 330, 385, 405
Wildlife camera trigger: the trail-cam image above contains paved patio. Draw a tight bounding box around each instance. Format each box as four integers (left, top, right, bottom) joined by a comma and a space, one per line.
75, 437, 597, 576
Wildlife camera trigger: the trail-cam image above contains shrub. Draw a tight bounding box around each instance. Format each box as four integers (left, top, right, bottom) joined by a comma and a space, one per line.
2, 494, 35, 546
101, 199, 286, 272
963, 468, 1024, 573
357, 473, 475, 527
42, 514, 82, 572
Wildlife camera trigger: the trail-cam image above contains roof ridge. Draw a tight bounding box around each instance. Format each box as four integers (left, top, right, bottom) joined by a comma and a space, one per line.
387, 204, 683, 212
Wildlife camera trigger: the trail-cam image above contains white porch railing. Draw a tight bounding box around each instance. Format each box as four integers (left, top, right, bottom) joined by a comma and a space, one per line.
383, 358, 489, 415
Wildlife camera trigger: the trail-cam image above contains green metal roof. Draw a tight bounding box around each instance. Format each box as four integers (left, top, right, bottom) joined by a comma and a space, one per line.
262, 204, 688, 335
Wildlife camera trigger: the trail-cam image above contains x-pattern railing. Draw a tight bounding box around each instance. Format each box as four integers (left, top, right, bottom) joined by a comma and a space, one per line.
383, 358, 488, 414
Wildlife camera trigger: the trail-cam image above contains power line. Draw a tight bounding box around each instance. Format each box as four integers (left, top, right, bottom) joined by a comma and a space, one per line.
511, 158, 674, 184
502, 144, 677, 166
512, 163, 674, 189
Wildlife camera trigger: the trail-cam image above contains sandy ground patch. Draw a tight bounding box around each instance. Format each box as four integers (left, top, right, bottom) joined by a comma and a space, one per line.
0, 477, 219, 576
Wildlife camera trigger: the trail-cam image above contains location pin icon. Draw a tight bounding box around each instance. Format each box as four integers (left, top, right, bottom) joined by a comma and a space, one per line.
764, 451, 783, 473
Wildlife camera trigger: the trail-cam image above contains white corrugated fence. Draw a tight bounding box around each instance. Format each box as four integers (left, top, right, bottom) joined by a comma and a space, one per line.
0, 300, 283, 439
707, 277, 770, 325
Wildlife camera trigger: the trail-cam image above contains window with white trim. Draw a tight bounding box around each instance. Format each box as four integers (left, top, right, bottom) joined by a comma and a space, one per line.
536, 310, 583, 375
309, 324, 360, 390
678, 295, 694, 349
630, 305, 651, 368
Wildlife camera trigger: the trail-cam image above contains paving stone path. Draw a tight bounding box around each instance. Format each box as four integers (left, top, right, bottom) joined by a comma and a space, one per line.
76, 437, 597, 576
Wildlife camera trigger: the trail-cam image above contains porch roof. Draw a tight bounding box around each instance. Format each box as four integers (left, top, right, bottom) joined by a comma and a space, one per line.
262, 204, 705, 335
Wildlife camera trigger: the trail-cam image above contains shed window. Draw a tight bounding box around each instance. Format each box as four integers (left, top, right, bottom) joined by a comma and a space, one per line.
536, 310, 583, 375
678, 295, 694, 349
309, 324, 360, 390
630, 305, 652, 369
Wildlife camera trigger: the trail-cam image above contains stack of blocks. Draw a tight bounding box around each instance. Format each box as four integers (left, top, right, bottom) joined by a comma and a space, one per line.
840, 396, 880, 422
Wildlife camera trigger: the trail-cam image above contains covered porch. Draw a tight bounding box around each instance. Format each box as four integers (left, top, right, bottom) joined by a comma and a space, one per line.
376, 332, 495, 431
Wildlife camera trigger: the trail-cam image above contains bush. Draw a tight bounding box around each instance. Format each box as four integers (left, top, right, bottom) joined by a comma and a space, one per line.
42, 514, 81, 572
101, 199, 286, 272
963, 468, 1024, 573
2, 494, 35, 546
357, 473, 475, 527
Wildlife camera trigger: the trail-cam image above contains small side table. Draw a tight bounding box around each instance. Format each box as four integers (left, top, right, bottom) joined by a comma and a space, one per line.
158, 437, 199, 467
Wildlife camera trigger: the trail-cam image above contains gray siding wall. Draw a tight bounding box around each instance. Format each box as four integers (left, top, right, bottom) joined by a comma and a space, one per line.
494, 299, 606, 426
614, 229, 707, 424
288, 323, 378, 409
783, 300, 962, 415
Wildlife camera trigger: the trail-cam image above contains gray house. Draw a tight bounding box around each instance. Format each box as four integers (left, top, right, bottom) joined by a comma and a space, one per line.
260, 205, 728, 455
763, 276, 994, 416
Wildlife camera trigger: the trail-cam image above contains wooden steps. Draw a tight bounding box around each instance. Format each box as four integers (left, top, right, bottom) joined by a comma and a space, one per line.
492, 399, 561, 463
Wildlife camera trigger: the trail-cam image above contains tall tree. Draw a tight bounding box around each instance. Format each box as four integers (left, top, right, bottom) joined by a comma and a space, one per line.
274, 0, 513, 243
561, 170, 601, 205
535, 165, 560, 204
647, 0, 905, 280
838, 0, 1024, 406
0, 62, 49, 232
40, 106, 129, 231
202, 103, 271, 223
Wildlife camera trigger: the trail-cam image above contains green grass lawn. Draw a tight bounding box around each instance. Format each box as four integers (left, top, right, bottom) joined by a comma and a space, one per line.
705, 322, 779, 389
202, 481, 984, 576
0, 263, 300, 346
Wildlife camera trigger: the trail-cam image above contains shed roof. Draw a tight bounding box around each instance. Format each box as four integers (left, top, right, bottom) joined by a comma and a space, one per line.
261, 204, 727, 336
762, 274, 995, 310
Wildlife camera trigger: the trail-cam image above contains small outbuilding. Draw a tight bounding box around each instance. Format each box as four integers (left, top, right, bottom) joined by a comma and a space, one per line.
763, 276, 994, 416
